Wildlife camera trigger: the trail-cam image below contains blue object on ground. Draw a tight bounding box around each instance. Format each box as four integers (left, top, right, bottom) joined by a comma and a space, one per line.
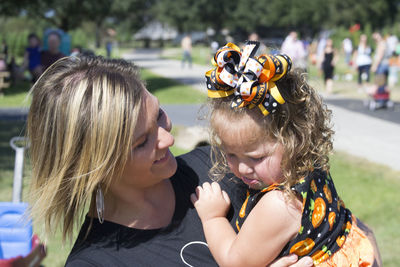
0, 202, 32, 259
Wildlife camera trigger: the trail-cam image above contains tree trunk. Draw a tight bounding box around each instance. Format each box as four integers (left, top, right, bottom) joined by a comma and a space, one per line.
95, 21, 103, 48
61, 16, 69, 32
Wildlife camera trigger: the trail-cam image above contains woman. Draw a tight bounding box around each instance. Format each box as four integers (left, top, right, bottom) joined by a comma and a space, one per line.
319, 38, 337, 94
353, 34, 372, 90
27, 56, 314, 267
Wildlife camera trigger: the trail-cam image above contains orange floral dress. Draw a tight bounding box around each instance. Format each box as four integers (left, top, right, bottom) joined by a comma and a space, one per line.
236, 169, 374, 266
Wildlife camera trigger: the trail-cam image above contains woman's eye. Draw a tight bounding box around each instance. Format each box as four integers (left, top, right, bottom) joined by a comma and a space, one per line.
137, 138, 148, 148
158, 109, 164, 120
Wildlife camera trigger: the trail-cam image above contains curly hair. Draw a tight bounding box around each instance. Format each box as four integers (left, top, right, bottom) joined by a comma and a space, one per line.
208, 70, 334, 192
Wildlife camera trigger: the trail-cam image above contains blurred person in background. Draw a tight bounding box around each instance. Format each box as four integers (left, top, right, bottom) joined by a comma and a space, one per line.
181, 34, 192, 68
249, 32, 267, 55
352, 34, 372, 92
342, 37, 353, 66
40, 31, 65, 71
387, 33, 399, 87
370, 32, 391, 94
319, 38, 337, 94
1, 40, 8, 63
22, 33, 43, 83
281, 31, 307, 72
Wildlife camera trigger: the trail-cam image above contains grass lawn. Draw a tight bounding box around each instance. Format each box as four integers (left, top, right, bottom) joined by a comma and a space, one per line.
0, 81, 32, 107
140, 68, 206, 104
330, 153, 400, 266
161, 45, 213, 67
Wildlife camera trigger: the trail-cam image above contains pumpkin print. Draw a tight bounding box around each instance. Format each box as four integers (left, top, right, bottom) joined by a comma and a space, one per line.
239, 192, 250, 218
328, 211, 336, 231
311, 179, 317, 193
345, 221, 352, 233
236, 169, 353, 266
236, 220, 241, 231
311, 248, 330, 264
312, 197, 326, 228
290, 238, 315, 256
323, 184, 332, 203
336, 235, 346, 247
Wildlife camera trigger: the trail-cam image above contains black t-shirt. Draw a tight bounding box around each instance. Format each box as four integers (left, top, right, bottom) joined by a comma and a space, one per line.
65, 146, 247, 266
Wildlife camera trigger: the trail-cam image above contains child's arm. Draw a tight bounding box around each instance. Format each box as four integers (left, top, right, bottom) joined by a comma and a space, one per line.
191, 182, 302, 267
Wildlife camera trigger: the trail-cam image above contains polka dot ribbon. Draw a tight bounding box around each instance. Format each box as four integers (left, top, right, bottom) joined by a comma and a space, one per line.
205, 41, 292, 116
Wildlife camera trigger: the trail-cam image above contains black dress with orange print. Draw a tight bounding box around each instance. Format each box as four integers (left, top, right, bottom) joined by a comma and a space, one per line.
235, 169, 352, 265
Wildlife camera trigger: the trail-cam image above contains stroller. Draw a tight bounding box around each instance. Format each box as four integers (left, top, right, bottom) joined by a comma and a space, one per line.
0, 137, 46, 267
365, 74, 394, 111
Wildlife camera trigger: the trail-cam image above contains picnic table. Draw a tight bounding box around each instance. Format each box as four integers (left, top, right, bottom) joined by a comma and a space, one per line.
0, 71, 10, 94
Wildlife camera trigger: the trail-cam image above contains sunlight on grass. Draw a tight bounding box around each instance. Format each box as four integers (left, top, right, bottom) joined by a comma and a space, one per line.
330, 151, 400, 266
140, 68, 206, 104
0, 81, 31, 107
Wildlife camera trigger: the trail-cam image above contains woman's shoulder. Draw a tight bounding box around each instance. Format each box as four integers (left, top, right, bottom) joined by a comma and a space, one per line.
65, 218, 118, 266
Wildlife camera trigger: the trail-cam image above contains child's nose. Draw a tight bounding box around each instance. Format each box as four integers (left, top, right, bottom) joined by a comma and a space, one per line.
238, 161, 253, 175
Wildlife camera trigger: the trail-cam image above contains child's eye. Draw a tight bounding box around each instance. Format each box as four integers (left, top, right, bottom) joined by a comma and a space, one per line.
251, 156, 264, 162
226, 153, 236, 159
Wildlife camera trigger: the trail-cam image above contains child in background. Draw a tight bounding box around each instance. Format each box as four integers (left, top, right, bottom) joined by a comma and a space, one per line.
22, 33, 42, 82
191, 41, 375, 266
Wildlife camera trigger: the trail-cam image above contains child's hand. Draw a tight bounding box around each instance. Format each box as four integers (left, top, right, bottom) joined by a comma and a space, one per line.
190, 182, 231, 222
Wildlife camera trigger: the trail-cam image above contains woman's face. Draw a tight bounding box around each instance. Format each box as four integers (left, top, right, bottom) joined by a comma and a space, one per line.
120, 90, 177, 189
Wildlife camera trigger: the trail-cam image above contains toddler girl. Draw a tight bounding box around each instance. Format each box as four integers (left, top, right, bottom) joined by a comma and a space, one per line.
191, 41, 375, 266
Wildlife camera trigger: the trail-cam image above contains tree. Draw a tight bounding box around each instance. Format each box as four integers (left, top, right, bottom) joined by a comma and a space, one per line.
153, 0, 237, 36
1, 0, 153, 47
154, 0, 399, 39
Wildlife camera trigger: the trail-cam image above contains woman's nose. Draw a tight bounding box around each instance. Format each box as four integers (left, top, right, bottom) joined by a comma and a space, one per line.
157, 127, 174, 149
163, 112, 172, 132
157, 112, 174, 149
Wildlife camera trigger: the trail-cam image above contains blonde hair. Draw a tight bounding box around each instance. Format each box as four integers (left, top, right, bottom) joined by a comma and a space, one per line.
209, 70, 334, 192
27, 56, 143, 242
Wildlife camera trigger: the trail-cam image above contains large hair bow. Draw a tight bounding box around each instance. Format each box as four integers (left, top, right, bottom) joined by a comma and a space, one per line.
205, 41, 292, 116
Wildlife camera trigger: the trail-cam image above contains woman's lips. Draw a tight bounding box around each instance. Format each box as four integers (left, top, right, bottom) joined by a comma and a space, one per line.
154, 150, 170, 164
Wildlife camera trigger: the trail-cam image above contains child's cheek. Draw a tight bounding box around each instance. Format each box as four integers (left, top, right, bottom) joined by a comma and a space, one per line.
227, 160, 239, 177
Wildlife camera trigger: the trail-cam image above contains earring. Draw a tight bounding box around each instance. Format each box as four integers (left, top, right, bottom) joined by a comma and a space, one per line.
96, 186, 104, 224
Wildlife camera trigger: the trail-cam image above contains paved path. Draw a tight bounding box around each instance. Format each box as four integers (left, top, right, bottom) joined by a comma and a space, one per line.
0, 107, 28, 121
123, 49, 400, 172
123, 49, 209, 92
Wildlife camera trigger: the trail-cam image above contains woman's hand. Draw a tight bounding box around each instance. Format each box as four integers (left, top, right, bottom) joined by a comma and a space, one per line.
268, 254, 314, 267
191, 182, 231, 223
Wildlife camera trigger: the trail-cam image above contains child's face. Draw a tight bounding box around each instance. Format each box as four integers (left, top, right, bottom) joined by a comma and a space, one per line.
215, 114, 284, 190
